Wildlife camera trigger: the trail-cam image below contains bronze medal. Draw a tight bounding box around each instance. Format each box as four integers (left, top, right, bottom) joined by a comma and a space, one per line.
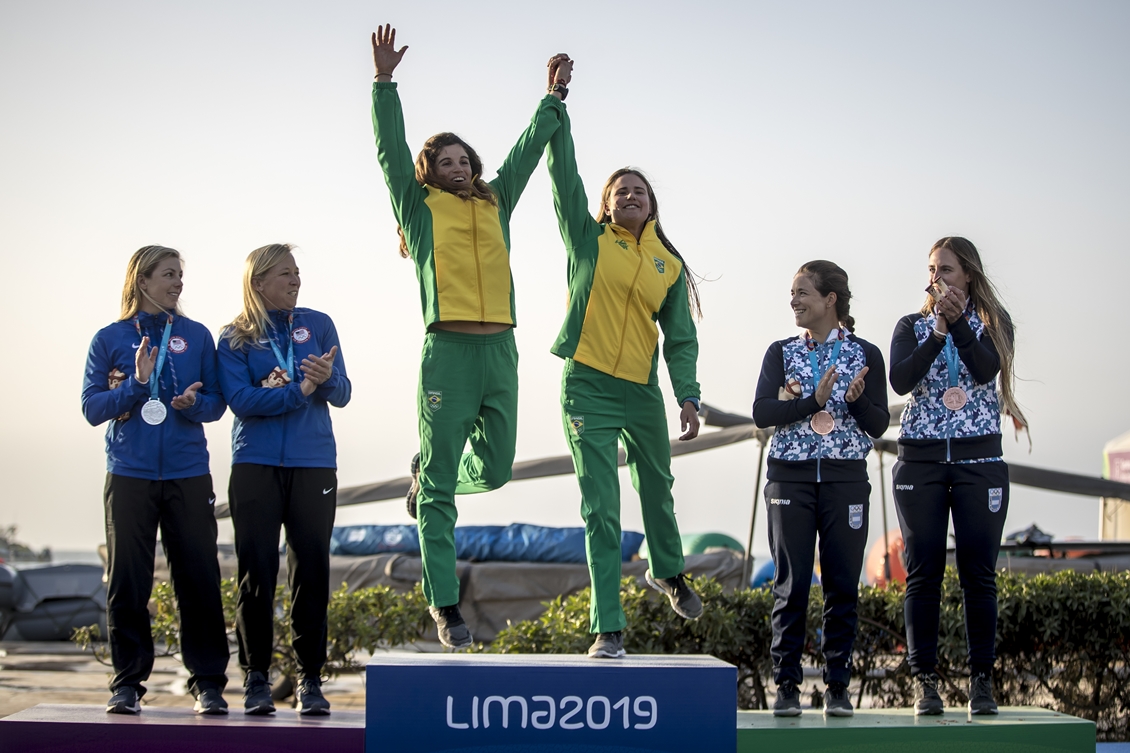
942, 386, 968, 411
810, 410, 835, 435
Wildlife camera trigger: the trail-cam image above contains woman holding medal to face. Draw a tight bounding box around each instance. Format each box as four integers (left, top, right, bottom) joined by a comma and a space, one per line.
753, 261, 889, 717
889, 236, 1026, 716
217, 243, 350, 716
82, 245, 230, 715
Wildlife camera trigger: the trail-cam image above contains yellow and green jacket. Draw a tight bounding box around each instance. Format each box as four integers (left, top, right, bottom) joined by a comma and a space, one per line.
545, 108, 700, 406
371, 82, 565, 328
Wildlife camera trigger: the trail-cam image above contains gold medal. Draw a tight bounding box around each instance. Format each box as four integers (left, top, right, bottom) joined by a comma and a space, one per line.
810, 410, 835, 435
942, 387, 968, 411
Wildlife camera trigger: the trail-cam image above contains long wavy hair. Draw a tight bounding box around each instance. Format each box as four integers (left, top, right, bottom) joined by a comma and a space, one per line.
920, 236, 1028, 433
396, 132, 497, 258
119, 245, 184, 320
222, 243, 295, 351
597, 168, 703, 320
796, 260, 855, 332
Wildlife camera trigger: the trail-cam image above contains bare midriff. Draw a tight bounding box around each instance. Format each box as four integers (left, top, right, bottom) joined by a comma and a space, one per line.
430, 321, 512, 335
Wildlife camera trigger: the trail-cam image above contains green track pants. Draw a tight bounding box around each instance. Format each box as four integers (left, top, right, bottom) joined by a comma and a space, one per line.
417, 329, 518, 607
561, 359, 686, 633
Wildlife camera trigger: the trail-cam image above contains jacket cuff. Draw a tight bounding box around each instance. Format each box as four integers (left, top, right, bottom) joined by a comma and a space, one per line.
948, 314, 976, 346
679, 396, 700, 411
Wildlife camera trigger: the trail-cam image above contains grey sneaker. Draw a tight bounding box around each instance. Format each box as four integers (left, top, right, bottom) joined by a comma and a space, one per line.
429, 604, 473, 649
968, 673, 999, 715
823, 681, 853, 717
406, 453, 421, 519
243, 670, 276, 715
773, 679, 802, 717
296, 677, 331, 716
914, 673, 944, 715
106, 685, 141, 714
645, 571, 703, 620
588, 631, 625, 658
193, 687, 229, 715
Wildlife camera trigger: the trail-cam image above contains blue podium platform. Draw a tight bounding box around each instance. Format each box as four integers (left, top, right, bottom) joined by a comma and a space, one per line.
0, 703, 365, 753
365, 653, 738, 753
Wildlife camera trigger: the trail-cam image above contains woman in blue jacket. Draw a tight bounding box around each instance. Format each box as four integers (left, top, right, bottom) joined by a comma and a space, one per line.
218, 243, 350, 716
753, 261, 889, 717
81, 245, 230, 716
889, 237, 1026, 716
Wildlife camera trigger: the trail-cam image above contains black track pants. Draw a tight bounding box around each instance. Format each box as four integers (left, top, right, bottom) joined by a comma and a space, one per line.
764, 480, 870, 685
892, 460, 1009, 676
229, 464, 337, 682
103, 474, 229, 697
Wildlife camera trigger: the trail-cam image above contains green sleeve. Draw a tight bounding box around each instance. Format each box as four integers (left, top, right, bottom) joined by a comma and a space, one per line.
371, 82, 426, 228
657, 267, 701, 405
545, 102, 602, 255
489, 95, 566, 218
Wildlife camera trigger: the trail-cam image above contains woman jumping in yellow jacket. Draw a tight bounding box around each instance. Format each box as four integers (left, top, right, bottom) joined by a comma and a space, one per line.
545, 60, 704, 659
370, 25, 569, 648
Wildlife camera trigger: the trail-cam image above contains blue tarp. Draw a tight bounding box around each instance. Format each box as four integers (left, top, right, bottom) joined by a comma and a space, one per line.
330, 523, 645, 563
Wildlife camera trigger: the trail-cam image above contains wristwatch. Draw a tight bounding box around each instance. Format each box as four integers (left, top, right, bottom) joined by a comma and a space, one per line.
548, 82, 569, 100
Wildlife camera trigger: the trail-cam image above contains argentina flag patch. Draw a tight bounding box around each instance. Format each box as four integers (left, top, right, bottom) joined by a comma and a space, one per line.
848, 504, 864, 530
988, 487, 1003, 513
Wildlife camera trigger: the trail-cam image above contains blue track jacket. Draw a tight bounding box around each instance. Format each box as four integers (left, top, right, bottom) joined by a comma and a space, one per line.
217, 308, 350, 468
81, 312, 226, 480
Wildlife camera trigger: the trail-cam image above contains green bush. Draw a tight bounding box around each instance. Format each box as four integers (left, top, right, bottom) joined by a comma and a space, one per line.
487, 569, 1130, 742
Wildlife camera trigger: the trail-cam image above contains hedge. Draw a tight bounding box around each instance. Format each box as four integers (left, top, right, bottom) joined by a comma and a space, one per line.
72, 568, 1128, 740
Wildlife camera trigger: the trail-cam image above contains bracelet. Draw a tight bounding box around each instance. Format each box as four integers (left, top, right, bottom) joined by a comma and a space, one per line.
375, 73, 393, 81
932, 328, 946, 341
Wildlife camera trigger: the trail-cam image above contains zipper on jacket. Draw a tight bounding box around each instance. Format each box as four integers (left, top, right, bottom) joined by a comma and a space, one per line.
610, 242, 645, 375
471, 202, 485, 321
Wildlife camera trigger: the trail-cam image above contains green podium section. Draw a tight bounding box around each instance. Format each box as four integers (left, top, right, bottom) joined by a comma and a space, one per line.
737, 707, 1095, 753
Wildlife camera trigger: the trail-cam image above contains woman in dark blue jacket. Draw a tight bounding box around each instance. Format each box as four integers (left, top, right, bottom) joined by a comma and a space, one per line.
81, 245, 230, 716
752, 261, 889, 718
217, 243, 350, 716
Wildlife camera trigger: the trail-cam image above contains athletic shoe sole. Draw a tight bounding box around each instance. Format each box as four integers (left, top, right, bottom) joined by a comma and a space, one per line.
193, 701, 229, 715
244, 704, 276, 715
438, 635, 474, 649
914, 705, 944, 716
588, 648, 626, 659
824, 707, 854, 717
106, 703, 141, 714
772, 707, 802, 717
644, 571, 702, 620
968, 706, 999, 715
299, 705, 331, 716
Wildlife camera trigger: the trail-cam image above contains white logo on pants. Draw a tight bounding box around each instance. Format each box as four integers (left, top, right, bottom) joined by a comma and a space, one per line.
848, 504, 864, 530
988, 487, 1003, 513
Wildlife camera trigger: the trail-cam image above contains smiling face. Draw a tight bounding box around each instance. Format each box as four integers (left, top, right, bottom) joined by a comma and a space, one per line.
603, 173, 652, 229
434, 144, 472, 189
927, 246, 972, 293
790, 273, 837, 332
254, 252, 300, 310
138, 257, 183, 313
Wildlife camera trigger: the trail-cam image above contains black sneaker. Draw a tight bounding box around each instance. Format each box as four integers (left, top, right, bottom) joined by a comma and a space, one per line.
823, 681, 853, 717
968, 673, 999, 715
243, 670, 276, 715
406, 453, 421, 519
773, 679, 802, 717
296, 677, 331, 716
645, 571, 703, 620
588, 631, 625, 658
429, 604, 473, 649
914, 673, 944, 715
193, 687, 229, 715
106, 685, 141, 715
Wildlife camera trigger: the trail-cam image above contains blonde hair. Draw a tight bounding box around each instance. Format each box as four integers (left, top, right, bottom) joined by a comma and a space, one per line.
222, 243, 295, 351
920, 236, 1029, 434
119, 245, 183, 320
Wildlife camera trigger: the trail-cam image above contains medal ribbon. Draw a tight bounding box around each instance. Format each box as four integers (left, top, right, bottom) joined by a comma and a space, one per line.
806, 330, 844, 403
267, 314, 295, 380
943, 334, 960, 388
142, 315, 174, 402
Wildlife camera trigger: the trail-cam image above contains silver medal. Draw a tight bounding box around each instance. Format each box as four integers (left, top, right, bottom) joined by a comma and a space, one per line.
141, 399, 167, 425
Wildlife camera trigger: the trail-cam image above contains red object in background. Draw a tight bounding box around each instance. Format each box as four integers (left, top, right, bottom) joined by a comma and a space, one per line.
866, 529, 907, 587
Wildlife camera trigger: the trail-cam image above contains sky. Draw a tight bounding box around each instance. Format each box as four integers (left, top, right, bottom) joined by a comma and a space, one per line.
1, 0, 1128, 560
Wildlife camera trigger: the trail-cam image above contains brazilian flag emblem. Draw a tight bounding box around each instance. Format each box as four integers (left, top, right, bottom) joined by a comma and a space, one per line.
615, 239, 629, 250
569, 415, 584, 435
427, 391, 443, 412
653, 256, 665, 274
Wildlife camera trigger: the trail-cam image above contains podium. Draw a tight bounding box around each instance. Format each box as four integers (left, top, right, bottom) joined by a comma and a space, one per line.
365, 653, 738, 753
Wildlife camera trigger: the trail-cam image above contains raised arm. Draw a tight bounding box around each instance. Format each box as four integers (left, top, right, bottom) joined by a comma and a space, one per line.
889, 314, 945, 395
370, 25, 425, 228
544, 76, 602, 253
488, 55, 570, 216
